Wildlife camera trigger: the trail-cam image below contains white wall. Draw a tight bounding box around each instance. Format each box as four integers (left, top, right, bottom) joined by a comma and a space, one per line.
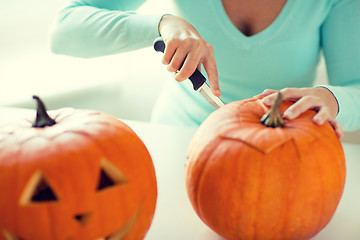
0, 0, 174, 121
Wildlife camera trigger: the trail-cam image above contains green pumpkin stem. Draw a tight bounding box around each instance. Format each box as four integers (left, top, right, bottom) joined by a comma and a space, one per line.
261, 92, 284, 128
32, 95, 56, 128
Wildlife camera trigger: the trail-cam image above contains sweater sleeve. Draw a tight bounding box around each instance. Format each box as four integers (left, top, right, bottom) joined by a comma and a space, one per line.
318, 0, 360, 131
50, 0, 164, 58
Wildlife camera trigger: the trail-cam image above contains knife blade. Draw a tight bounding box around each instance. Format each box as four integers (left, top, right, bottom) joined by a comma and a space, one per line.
153, 37, 225, 109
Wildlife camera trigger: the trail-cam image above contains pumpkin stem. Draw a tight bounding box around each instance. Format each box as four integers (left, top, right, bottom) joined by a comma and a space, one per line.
261, 92, 284, 128
32, 95, 56, 128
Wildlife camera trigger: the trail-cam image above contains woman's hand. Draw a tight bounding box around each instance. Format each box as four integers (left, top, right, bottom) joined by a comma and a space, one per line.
257, 87, 344, 138
158, 15, 221, 97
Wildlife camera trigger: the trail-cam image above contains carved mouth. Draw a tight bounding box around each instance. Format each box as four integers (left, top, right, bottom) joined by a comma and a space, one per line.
95, 206, 141, 240
2, 206, 141, 240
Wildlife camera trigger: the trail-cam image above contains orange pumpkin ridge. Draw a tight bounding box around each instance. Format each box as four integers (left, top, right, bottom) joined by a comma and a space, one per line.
0, 96, 157, 240
186, 96, 345, 240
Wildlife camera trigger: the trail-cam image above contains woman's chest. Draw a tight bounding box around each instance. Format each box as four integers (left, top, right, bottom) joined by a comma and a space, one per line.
221, 0, 287, 36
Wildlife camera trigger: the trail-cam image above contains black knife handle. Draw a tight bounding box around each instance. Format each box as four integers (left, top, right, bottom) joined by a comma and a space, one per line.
153, 37, 206, 91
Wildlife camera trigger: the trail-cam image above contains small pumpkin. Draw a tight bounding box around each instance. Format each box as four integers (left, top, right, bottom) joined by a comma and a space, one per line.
0, 96, 157, 240
185, 93, 346, 240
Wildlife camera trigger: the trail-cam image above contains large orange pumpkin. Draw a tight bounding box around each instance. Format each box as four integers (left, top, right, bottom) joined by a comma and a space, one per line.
0, 96, 157, 240
185, 94, 346, 240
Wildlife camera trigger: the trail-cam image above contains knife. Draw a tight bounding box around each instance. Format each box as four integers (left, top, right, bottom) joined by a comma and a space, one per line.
153, 37, 225, 109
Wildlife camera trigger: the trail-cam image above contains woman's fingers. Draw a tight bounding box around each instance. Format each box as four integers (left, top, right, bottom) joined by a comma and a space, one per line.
282, 95, 322, 120
329, 120, 344, 139
165, 38, 220, 96
158, 15, 220, 96
166, 49, 186, 74
262, 88, 328, 120
162, 38, 177, 65
202, 50, 220, 97
262, 88, 304, 105
313, 106, 332, 125
260, 87, 342, 138
255, 89, 278, 98
169, 38, 219, 96
174, 49, 201, 81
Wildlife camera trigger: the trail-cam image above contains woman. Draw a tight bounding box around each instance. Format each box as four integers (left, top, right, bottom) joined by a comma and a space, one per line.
50, 0, 360, 138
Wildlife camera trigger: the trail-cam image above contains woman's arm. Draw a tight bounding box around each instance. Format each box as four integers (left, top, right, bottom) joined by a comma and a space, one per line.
50, 0, 163, 58
260, 0, 360, 133
50, 0, 221, 95
318, 0, 360, 131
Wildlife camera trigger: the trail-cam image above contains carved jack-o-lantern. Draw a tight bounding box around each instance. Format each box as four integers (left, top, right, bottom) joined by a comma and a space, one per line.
0, 96, 157, 240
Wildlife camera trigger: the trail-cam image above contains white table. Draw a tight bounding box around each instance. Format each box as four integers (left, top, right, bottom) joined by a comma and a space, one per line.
0, 107, 359, 239
128, 121, 360, 240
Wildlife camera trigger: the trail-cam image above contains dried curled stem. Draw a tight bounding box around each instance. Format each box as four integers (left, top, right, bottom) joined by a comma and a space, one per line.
261, 92, 284, 128
32, 95, 56, 128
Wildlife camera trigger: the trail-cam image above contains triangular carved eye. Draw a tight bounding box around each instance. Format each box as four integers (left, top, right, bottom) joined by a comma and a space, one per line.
20, 171, 59, 205
97, 159, 127, 191
97, 169, 116, 190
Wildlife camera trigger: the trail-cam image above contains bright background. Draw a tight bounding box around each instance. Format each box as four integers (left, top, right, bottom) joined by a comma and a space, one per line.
0, 0, 174, 121
1, 0, 359, 143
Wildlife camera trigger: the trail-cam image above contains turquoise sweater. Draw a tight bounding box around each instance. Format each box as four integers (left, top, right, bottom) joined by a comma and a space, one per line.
51, 0, 360, 131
